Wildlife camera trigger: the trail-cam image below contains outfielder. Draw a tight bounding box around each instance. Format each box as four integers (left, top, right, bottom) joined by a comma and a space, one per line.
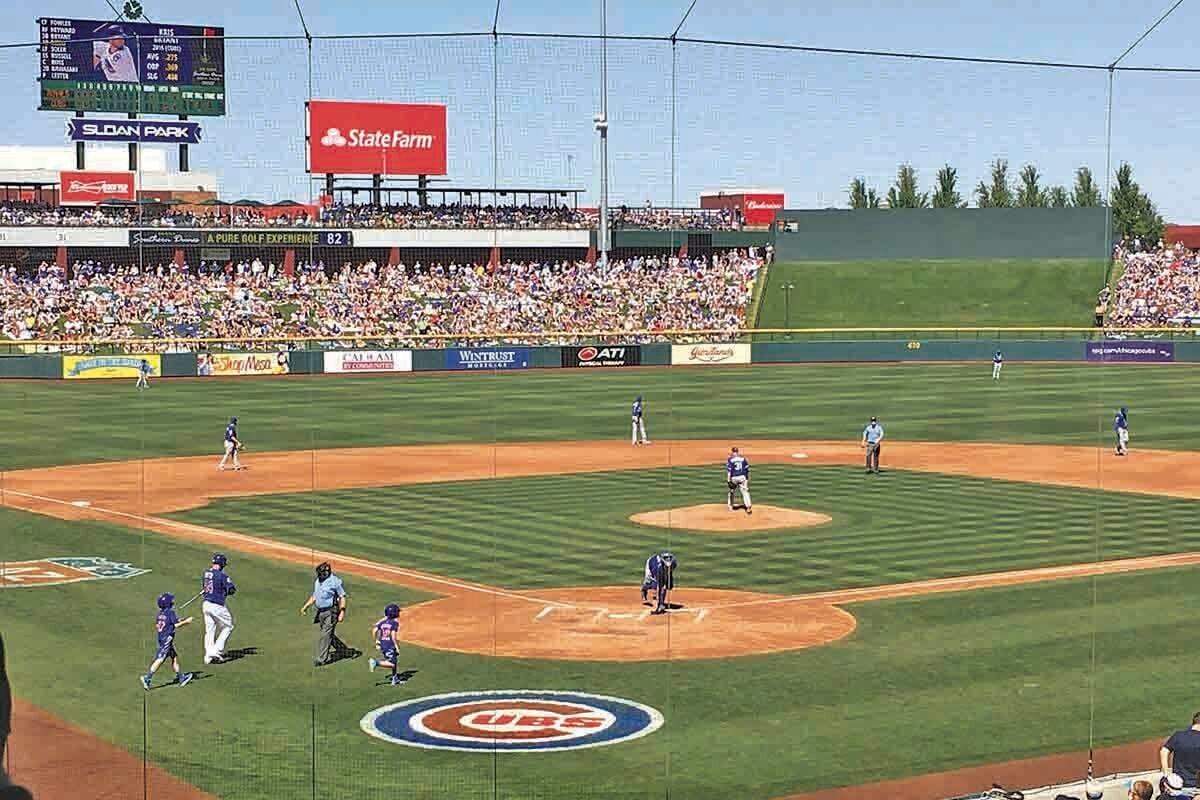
217, 417, 244, 471
631, 395, 650, 445
201, 553, 236, 664
1114, 407, 1130, 456
726, 446, 752, 513
368, 603, 405, 685
862, 416, 884, 473
136, 359, 151, 390
992, 350, 1003, 380
141, 592, 194, 690
640, 551, 676, 614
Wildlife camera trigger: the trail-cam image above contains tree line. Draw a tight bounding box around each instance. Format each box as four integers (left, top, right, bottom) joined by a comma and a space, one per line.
847, 160, 1163, 242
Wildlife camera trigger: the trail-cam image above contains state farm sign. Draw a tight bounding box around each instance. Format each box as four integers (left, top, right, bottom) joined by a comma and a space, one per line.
307, 100, 447, 176
742, 193, 784, 225
58, 170, 136, 206
671, 343, 752, 366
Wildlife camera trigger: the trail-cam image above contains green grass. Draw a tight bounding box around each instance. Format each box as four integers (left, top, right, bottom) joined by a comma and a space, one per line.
756, 259, 1105, 328
2, 362, 1197, 471
173, 466, 1200, 594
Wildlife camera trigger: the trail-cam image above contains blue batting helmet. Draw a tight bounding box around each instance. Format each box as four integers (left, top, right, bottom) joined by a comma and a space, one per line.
212, 552, 227, 568
104, 24, 128, 39
230, 416, 238, 424
157, 592, 175, 609
661, 551, 675, 565
384, 603, 401, 619
1120, 407, 1128, 416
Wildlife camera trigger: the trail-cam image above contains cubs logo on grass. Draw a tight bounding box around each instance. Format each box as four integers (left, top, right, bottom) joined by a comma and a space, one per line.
0, 557, 150, 588
360, 690, 663, 752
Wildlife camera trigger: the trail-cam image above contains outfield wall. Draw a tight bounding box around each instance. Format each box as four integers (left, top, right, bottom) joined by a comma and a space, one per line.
1, 338, 1197, 379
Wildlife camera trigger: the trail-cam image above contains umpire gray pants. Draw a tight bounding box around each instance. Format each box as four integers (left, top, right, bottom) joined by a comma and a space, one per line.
314, 607, 338, 665
865, 442, 881, 473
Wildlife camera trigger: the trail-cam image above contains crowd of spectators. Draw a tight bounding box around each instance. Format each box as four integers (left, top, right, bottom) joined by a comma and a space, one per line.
1106, 241, 1200, 327
0, 202, 745, 231
0, 251, 762, 347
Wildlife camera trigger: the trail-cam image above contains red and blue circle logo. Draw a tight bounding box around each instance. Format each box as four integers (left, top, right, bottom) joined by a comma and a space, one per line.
360, 690, 664, 752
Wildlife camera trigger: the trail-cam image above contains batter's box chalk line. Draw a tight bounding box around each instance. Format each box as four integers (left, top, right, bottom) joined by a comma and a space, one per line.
791, 452, 809, 459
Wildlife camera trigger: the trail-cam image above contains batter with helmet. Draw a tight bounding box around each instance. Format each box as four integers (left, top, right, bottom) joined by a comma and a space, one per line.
299, 562, 347, 667
141, 592, 195, 690
369, 604, 405, 685
201, 553, 236, 664
641, 551, 677, 614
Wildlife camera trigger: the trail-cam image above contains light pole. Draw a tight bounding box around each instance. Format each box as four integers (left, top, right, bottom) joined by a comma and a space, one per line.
782, 282, 796, 336
594, 0, 610, 270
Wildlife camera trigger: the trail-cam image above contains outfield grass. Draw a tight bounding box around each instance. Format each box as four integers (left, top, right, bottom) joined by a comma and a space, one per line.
1, 362, 1197, 471
756, 259, 1105, 328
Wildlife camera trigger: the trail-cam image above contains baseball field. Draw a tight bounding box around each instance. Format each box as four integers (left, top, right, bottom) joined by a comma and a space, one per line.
3, 362, 1199, 799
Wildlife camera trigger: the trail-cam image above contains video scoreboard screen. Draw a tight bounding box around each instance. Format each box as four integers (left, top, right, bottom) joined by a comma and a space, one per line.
38, 17, 226, 116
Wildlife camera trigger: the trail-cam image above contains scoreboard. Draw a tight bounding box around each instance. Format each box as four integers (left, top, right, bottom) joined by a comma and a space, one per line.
38, 17, 226, 116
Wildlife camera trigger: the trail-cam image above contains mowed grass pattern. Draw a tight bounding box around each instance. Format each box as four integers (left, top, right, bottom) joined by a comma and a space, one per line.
172, 466, 1200, 594
2, 363, 1199, 470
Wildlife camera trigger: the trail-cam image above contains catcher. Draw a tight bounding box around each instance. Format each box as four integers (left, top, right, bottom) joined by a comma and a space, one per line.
217, 416, 245, 471
641, 551, 677, 614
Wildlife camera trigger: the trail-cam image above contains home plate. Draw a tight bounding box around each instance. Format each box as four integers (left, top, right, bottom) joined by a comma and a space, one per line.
71, 500, 92, 508
791, 453, 808, 459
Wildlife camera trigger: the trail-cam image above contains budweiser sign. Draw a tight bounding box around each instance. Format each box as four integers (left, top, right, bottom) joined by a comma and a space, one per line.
741, 193, 784, 225
307, 100, 447, 176
58, 170, 136, 206
671, 343, 751, 366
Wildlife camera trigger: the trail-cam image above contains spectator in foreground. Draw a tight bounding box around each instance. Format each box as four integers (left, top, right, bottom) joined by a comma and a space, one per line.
0, 635, 34, 799
1128, 779, 1152, 800
1158, 772, 1187, 799
1161, 712, 1200, 787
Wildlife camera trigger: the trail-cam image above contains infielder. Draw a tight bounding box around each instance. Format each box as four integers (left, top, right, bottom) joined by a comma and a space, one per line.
136, 358, 151, 391
631, 395, 650, 445
368, 603, 405, 685
201, 553, 236, 664
1114, 406, 1130, 456
141, 592, 194, 690
726, 446, 752, 513
217, 417, 244, 471
992, 350, 1003, 380
862, 416, 884, 473
93, 26, 138, 83
640, 552, 676, 614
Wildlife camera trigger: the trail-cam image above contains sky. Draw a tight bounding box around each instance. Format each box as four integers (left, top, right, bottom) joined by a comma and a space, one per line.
3, 0, 1200, 222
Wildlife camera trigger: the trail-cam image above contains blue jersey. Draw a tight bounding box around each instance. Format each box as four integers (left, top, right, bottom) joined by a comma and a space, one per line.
156, 608, 179, 646
375, 618, 399, 653
224, 423, 237, 443
1114, 412, 1128, 431
645, 553, 677, 575
726, 454, 750, 478
993, 352, 1003, 364
632, 399, 643, 419
202, 568, 235, 605
140, 361, 152, 374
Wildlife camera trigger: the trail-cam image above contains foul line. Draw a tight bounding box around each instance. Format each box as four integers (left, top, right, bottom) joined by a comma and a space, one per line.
0, 489, 576, 610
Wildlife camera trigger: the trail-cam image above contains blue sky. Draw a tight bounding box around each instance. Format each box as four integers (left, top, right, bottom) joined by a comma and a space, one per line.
4, 0, 1200, 222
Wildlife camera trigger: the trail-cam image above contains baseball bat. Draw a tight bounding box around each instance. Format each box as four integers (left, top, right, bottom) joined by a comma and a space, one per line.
178, 590, 203, 609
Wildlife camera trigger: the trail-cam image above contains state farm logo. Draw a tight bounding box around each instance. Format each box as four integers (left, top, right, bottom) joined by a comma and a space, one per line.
746, 199, 783, 210
361, 691, 663, 752
690, 345, 735, 362
319, 126, 434, 150
68, 180, 131, 195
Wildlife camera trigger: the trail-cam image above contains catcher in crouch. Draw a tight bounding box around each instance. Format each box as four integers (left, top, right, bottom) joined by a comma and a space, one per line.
641, 551, 677, 614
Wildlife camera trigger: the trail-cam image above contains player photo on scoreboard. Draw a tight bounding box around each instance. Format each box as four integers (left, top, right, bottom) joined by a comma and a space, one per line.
91, 23, 139, 83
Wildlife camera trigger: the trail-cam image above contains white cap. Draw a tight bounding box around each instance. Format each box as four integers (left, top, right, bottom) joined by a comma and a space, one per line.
1084, 780, 1103, 799
1165, 772, 1185, 791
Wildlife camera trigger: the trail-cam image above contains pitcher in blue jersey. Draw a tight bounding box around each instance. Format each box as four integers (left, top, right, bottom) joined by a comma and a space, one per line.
726, 446, 752, 513
141, 593, 195, 689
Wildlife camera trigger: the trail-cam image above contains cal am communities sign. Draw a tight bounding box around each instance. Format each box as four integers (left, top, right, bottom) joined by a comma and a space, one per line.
63, 354, 160, 379
323, 350, 413, 373
670, 343, 751, 366
445, 348, 530, 370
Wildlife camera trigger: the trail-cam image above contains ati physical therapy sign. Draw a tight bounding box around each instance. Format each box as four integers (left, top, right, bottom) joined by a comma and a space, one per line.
307, 100, 447, 176
66, 117, 203, 144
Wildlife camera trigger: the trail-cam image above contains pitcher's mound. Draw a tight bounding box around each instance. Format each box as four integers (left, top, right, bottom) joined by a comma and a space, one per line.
629, 504, 832, 533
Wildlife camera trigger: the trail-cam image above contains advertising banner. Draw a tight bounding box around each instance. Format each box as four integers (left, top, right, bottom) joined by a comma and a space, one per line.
323, 350, 413, 373
444, 348, 530, 371
742, 193, 785, 225
307, 100, 448, 176
129, 229, 203, 246
59, 170, 136, 206
128, 230, 351, 247
63, 354, 160, 380
561, 345, 642, 368
671, 343, 752, 366
66, 117, 202, 144
1085, 341, 1175, 363
198, 352, 291, 376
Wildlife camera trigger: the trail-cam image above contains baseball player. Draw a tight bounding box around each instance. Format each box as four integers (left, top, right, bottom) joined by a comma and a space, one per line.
641, 552, 677, 614
631, 395, 650, 446
1115, 406, 1130, 456
201, 553, 236, 664
992, 350, 1003, 381
217, 417, 243, 471
368, 604, 404, 685
141, 593, 194, 690
136, 358, 151, 391
862, 416, 884, 474
726, 446, 752, 513
93, 26, 138, 83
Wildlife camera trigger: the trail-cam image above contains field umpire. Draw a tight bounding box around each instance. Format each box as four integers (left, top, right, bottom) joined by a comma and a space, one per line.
300, 562, 346, 667
862, 416, 884, 474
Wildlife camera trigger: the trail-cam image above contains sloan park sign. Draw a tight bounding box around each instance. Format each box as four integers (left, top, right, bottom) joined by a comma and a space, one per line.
66, 118, 203, 145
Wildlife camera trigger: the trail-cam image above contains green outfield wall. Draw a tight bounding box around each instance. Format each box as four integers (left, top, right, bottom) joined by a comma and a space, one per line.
774, 208, 1110, 262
